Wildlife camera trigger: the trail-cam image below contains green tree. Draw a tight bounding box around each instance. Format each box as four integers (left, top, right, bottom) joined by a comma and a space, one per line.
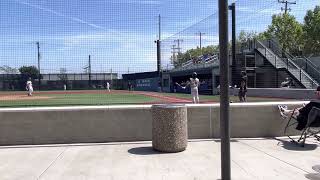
236, 31, 260, 52
171, 45, 219, 68
264, 13, 303, 55
18, 66, 40, 80
238, 31, 258, 44
303, 6, 320, 56
0, 65, 19, 74
58, 68, 68, 84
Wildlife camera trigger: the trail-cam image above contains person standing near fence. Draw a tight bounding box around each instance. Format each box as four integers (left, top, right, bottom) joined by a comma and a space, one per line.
106, 82, 110, 92
176, 72, 200, 103
238, 71, 247, 102
26, 77, 33, 96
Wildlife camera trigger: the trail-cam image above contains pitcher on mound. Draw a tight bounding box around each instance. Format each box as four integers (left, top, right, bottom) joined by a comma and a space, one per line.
26, 78, 33, 96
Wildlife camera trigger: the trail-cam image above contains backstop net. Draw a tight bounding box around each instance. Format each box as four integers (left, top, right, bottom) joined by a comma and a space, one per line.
0, 0, 319, 107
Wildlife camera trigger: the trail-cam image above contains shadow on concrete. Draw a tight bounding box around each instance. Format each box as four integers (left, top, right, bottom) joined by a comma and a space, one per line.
313, 165, 320, 173
128, 146, 165, 155
305, 173, 320, 180
305, 165, 320, 180
188, 139, 215, 143
0, 141, 151, 149
274, 138, 318, 151
213, 139, 239, 143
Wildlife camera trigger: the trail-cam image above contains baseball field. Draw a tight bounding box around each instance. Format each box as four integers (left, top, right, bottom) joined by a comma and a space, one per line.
0, 90, 294, 108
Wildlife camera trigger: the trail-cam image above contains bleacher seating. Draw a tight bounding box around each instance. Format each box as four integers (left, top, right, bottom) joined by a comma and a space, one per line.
170, 53, 220, 73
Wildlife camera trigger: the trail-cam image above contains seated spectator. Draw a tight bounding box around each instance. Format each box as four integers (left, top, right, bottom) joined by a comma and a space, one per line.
278, 86, 320, 130
281, 77, 294, 88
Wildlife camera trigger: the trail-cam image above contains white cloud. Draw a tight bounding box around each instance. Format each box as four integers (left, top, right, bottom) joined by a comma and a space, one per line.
260, 8, 282, 15
238, 6, 281, 15
114, 0, 161, 5
13, 0, 106, 30
59, 30, 156, 49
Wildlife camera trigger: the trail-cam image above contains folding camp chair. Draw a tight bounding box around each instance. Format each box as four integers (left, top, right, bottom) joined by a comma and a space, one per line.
283, 106, 320, 147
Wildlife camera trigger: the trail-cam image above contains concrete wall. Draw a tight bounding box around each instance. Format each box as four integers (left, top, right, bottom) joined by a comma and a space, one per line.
214, 87, 317, 100
0, 102, 306, 145
245, 88, 317, 99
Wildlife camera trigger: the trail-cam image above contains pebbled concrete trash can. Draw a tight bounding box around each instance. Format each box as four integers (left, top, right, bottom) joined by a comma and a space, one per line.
151, 104, 188, 152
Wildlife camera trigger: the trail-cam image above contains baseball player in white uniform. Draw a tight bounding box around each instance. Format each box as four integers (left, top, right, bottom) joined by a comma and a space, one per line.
106, 82, 110, 92
26, 78, 33, 96
176, 72, 200, 103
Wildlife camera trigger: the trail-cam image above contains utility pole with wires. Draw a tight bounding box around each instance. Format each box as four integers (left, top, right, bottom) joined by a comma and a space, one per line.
173, 39, 183, 54
171, 39, 183, 64
195, 32, 205, 53
171, 45, 177, 64
36, 42, 41, 90
278, 0, 296, 14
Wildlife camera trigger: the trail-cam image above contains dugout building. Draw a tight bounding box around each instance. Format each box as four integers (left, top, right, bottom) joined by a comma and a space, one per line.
122, 71, 160, 92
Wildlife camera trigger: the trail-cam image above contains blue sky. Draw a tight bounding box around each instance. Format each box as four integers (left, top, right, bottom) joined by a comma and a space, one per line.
0, 0, 319, 76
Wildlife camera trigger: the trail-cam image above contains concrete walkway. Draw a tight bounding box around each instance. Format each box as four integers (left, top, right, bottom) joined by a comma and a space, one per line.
0, 138, 319, 180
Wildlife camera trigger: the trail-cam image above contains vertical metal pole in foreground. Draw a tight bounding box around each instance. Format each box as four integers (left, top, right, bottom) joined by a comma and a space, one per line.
37, 42, 41, 90
157, 14, 162, 92
156, 40, 162, 92
230, 3, 236, 86
89, 55, 91, 88
219, 0, 231, 179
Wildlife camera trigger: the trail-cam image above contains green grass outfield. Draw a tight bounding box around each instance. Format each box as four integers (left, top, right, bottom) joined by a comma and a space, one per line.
0, 90, 295, 108
160, 93, 293, 102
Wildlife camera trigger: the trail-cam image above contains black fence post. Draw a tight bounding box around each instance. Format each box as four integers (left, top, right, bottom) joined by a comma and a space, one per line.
219, 0, 231, 179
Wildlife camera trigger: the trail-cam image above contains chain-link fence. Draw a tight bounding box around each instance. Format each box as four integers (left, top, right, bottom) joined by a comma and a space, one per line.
0, 0, 319, 107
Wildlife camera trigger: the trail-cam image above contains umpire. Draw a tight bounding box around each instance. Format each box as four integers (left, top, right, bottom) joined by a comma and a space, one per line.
238, 71, 247, 102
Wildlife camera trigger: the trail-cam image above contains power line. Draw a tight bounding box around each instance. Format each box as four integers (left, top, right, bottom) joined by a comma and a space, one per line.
161, 12, 218, 41
173, 39, 183, 53
236, 1, 278, 24
278, 0, 296, 14
171, 45, 177, 64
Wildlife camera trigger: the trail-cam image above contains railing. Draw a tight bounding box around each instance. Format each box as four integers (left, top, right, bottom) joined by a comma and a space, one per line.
255, 40, 285, 68
293, 57, 320, 84
181, 60, 193, 67
170, 60, 219, 73
255, 40, 318, 89
173, 53, 219, 72
264, 39, 320, 87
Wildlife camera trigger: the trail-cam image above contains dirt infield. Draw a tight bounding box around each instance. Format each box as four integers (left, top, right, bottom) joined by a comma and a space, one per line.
134, 91, 192, 103
30, 90, 129, 95
0, 90, 207, 103
0, 95, 52, 101
0, 90, 131, 95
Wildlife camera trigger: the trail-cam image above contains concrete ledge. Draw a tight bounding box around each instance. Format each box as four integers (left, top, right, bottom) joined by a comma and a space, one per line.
0, 102, 307, 145
227, 88, 317, 99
